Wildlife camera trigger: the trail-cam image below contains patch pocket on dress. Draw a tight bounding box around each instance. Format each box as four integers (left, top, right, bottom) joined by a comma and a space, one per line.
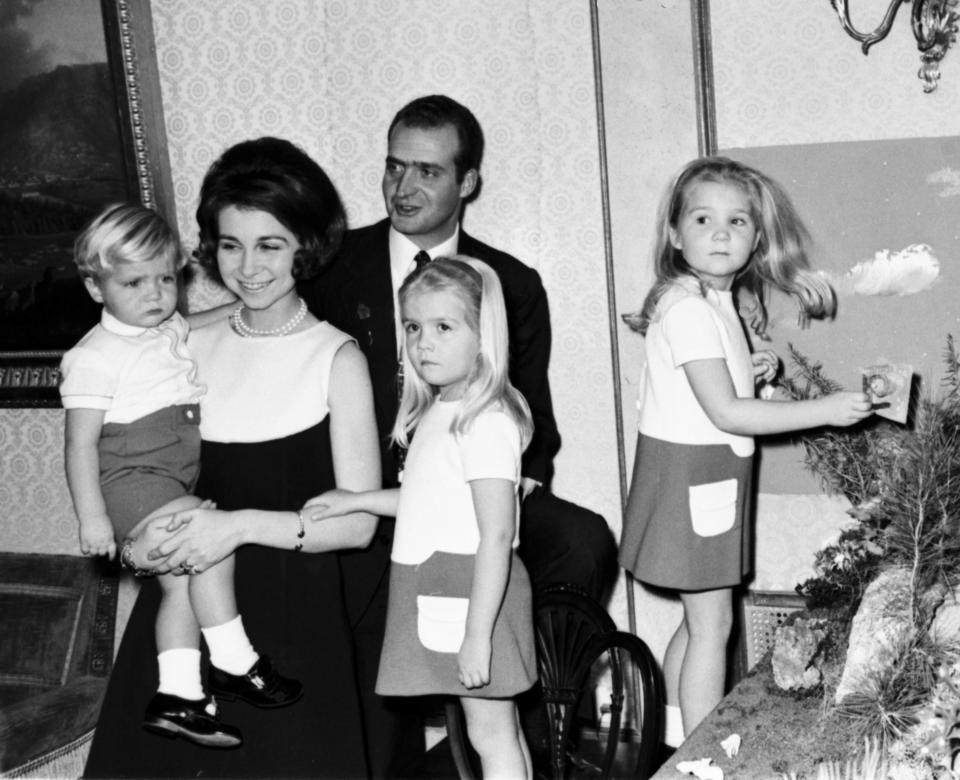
688, 478, 737, 537
416, 595, 469, 654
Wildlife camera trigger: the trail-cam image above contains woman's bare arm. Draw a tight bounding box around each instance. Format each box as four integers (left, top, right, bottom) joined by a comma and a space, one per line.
129, 339, 383, 573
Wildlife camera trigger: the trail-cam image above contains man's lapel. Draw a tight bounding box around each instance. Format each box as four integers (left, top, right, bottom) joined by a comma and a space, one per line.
341, 220, 402, 426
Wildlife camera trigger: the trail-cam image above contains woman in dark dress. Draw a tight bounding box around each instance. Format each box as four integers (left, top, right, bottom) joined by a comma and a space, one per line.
84, 137, 381, 778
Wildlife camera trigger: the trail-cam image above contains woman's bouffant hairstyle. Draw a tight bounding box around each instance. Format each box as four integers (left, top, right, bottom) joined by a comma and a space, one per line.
74, 203, 183, 281
624, 155, 836, 338
193, 137, 346, 283
391, 255, 532, 451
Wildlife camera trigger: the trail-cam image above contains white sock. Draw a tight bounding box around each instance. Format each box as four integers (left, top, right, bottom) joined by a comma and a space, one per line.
664, 704, 685, 748
202, 614, 259, 675
157, 648, 204, 700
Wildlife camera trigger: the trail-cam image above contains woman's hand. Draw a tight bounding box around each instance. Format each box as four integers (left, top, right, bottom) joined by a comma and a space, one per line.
146, 507, 241, 573
120, 513, 191, 574
458, 634, 492, 689
303, 489, 357, 521
752, 350, 779, 385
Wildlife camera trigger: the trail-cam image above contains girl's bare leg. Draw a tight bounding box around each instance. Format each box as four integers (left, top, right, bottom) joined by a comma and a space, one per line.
461, 697, 530, 780
663, 617, 687, 707
662, 614, 688, 746
677, 588, 733, 734
515, 699, 532, 778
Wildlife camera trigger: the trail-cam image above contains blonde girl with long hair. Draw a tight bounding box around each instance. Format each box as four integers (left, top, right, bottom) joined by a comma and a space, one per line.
312, 256, 537, 779
619, 157, 873, 747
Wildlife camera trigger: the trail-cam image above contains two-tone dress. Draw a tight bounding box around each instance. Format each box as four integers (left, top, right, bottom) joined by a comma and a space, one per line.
618, 280, 756, 591
84, 318, 368, 778
375, 400, 538, 698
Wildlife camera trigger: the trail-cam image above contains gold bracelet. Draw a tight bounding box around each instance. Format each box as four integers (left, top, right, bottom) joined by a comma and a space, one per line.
294, 510, 305, 552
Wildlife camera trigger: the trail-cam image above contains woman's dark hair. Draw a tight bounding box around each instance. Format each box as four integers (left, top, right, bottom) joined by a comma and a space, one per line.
194, 137, 346, 283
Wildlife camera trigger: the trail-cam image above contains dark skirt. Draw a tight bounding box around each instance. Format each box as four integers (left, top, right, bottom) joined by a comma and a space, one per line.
618, 433, 753, 591
376, 550, 537, 698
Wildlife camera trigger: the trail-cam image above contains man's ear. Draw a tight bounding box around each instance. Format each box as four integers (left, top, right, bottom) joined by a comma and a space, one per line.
83, 276, 104, 304
459, 168, 478, 200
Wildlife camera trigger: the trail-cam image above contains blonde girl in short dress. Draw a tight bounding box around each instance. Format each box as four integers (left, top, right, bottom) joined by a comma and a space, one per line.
619, 157, 873, 745
312, 256, 537, 779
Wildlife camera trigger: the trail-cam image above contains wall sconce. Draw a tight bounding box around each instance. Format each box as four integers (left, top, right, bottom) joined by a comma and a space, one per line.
829, 0, 959, 92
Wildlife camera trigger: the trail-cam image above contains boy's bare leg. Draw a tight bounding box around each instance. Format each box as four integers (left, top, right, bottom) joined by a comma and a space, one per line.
139, 496, 204, 653
189, 553, 237, 629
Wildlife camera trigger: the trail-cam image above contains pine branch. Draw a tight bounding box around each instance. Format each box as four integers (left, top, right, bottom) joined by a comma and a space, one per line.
942, 334, 960, 400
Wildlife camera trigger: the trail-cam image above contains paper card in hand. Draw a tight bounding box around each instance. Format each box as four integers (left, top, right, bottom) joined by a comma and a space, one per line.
860, 363, 912, 424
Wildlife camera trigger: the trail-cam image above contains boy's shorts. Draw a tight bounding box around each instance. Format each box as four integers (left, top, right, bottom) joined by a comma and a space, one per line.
98, 404, 201, 539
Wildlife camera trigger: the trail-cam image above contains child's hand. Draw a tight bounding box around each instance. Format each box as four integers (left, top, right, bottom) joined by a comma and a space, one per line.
820, 391, 873, 427
458, 634, 492, 689
303, 489, 356, 521
79, 514, 116, 559
752, 350, 779, 384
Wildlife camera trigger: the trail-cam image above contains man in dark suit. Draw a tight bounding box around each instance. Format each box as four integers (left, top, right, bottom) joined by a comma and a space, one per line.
301, 94, 617, 777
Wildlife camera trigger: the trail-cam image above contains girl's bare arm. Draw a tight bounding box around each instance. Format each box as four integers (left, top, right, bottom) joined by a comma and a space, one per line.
459, 477, 515, 689
684, 357, 872, 435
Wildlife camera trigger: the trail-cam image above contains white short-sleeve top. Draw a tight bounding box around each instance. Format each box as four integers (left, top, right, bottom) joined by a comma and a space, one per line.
59, 311, 204, 424
393, 400, 522, 566
638, 278, 755, 458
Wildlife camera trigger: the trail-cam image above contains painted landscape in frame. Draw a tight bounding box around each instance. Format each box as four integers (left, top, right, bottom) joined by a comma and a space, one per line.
0, 0, 172, 405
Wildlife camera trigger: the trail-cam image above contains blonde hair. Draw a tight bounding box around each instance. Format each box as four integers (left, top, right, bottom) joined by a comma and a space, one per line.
74, 203, 183, 281
391, 255, 533, 450
624, 156, 835, 338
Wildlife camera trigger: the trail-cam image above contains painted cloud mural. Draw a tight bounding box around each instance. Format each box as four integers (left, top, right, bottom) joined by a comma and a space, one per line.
927, 166, 960, 198
827, 244, 941, 297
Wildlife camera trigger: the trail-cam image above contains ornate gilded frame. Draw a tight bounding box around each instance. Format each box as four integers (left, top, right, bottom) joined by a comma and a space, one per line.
0, 0, 174, 407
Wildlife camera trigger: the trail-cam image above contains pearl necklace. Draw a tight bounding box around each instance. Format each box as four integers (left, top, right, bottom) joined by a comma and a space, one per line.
231, 298, 307, 338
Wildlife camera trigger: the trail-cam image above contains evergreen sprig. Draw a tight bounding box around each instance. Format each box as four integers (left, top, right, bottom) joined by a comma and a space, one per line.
780, 344, 904, 511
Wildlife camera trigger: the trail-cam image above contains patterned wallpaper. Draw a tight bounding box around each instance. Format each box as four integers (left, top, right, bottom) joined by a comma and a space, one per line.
710, 0, 960, 147
0, 409, 79, 555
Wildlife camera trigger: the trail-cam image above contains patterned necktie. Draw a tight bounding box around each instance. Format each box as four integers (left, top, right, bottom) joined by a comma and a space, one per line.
413, 250, 431, 274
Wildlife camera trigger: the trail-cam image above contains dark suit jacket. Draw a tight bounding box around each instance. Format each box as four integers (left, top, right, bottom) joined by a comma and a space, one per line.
301, 218, 561, 487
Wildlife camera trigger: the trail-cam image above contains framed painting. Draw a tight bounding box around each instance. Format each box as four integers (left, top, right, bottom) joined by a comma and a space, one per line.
0, 0, 174, 407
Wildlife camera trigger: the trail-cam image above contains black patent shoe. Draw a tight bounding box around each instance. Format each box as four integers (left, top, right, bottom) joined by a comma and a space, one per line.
143, 692, 242, 748
209, 654, 303, 708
